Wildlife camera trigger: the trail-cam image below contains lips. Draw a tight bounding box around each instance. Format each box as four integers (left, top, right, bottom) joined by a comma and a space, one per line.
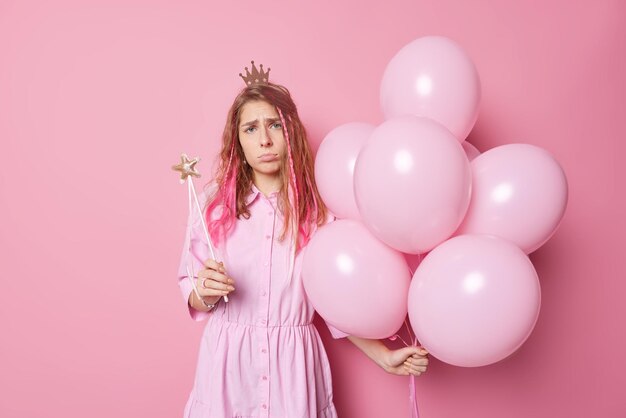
258, 153, 279, 162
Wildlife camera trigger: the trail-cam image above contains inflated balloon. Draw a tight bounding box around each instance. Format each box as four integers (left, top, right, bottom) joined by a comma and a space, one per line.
462, 141, 480, 161
408, 234, 541, 367
302, 220, 410, 339
380, 35, 481, 141
314, 123, 375, 220
354, 115, 472, 254
454, 144, 568, 254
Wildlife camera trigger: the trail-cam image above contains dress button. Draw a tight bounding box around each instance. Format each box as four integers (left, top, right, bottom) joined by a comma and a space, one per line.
260, 319, 267, 324
262, 376, 268, 380
261, 348, 267, 353
265, 235, 271, 239
262, 404, 267, 409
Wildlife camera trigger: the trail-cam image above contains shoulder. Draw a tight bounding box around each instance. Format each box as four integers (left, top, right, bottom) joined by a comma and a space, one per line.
311, 212, 335, 237
199, 181, 219, 205
188, 182, 220, 226
323, 211, 336, 226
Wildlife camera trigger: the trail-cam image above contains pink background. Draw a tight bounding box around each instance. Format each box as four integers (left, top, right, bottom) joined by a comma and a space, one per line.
1, 0, 623, 417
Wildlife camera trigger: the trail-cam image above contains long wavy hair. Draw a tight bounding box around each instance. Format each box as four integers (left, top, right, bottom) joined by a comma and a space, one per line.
203, 82, 327, 252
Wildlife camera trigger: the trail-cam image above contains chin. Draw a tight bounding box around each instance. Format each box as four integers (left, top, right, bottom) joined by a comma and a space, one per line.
253, 166, 281, 176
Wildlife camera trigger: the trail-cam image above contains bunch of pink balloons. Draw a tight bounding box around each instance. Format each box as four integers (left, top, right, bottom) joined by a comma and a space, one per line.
303, 35, 568, 367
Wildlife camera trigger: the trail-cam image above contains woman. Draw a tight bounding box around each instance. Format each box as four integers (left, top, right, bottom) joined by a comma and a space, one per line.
177, 64, 429, 417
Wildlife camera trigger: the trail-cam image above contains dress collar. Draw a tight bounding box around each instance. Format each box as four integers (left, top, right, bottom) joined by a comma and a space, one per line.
246, 183, 279, 205
245, 184, 260, 205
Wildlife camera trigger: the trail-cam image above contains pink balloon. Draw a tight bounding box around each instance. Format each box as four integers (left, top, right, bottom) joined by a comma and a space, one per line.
455, 144, 568, 254
302, 220, 410, 339
408, 234, 541, 367
462, 141, 481, 161
314, 123, 375, 220
380, 36, 481, 141
354, 116, 472, 254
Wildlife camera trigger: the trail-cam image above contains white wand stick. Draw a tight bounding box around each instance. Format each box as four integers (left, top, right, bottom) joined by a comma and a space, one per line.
173, 153, 229, 303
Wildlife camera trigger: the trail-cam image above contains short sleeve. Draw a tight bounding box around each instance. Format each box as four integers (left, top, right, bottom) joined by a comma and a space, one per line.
325, 321, 349, 339
176, 187, 220, 321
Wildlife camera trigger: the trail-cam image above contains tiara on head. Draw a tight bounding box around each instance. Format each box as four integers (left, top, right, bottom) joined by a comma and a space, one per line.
239, 60, 271, 86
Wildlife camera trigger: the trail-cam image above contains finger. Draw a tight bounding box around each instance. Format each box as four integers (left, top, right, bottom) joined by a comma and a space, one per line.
202, 277, 235, 292
203, 258, 226, 273
411, 355, 428, 363
200, 287, 231, 298
411, 364, 427, 373
195, 277, 229, 297
199, 284, 233, 298
404, 363, 428, 372
404, 359, 427, 371
196, 276, 235, 295
405, 364, 421, 376
406, 356, 428, 364
198, 269, 234, 285
211, 269, 235, 285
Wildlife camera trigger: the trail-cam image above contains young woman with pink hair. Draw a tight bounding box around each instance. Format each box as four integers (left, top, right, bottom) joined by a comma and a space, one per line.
177, 69, 428, 417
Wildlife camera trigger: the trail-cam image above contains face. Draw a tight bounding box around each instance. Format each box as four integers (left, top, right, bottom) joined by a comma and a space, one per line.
238, 100, 286, 181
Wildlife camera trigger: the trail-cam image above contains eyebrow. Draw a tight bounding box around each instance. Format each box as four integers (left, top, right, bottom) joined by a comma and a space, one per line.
240, 117, 281, 128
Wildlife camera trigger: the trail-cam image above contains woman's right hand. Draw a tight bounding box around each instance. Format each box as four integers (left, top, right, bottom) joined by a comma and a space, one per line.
196, 259, 235, 301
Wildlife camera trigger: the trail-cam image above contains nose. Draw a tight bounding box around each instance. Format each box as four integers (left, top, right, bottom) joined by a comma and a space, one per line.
260, 126, 273, 147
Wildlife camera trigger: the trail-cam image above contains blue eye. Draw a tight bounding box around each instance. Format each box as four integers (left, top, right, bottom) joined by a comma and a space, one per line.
271, 122, 282, 129
245, 126, 256, 133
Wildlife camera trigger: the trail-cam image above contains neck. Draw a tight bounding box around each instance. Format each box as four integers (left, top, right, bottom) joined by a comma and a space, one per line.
253, 173, 282, 197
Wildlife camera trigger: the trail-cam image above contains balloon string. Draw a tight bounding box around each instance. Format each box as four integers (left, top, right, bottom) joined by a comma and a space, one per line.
395, 255, 425, 418
388, 319, 421, 417
407, 320, 420, 418
404, 319, 415, 346
389, 333, 411, 347
186, 178, 228, 302
409, 374, 420, 418
388, 319, 418, 348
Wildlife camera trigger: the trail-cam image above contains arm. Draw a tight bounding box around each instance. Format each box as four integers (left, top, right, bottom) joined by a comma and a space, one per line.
188, 287, 221, 312
177, 189, 225, 320
180, 259, 233, 317
191, 258, 234, 309
347, 335, 429, 376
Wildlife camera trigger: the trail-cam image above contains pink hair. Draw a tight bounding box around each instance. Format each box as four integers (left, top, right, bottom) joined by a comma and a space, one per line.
203, 82, 326, 252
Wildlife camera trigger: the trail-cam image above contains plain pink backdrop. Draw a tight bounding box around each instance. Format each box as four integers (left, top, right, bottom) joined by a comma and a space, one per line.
0, 0, 623, 417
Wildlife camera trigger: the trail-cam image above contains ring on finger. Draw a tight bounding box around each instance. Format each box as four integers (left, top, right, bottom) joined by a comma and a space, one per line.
202, 278, 210, 288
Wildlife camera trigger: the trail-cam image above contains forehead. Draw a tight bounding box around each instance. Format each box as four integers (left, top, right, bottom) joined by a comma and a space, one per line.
239, 100, 278, 124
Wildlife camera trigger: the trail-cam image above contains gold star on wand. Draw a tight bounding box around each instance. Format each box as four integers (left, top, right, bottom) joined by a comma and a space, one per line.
172, 154, 201, 183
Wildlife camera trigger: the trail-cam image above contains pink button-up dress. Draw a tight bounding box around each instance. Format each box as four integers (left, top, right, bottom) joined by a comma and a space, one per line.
177, 185, 347, 418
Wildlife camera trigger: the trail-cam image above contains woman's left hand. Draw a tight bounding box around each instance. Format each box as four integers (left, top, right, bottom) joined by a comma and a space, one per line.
383, 346, 429, 377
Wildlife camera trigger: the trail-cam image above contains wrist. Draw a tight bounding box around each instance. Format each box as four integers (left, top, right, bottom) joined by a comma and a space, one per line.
202, 295, 221, 306
189, 292, 220, 311
378, 348, 392, 372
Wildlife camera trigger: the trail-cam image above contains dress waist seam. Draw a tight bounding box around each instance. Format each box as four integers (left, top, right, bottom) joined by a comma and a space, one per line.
209, 317, 314, 329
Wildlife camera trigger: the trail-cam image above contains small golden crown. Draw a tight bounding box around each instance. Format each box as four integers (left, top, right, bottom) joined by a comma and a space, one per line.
239, 60, 271, 85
